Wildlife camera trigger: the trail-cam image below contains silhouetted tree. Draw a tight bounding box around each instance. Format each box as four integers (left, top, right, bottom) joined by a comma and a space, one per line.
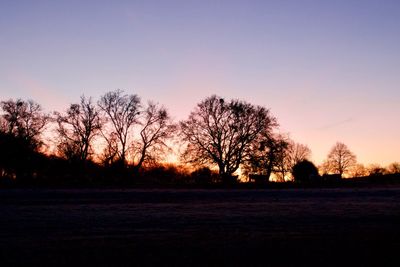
323, 142, 356, 177
180, 95, 277, 183
0, 99, 49, 182
292, 159, 320, 183
0, 99, 48, 149
387, 162, 400, 174
244, 135, 311, 182
270, 135, 291, 182
100, 132, 120, 167
350, 163, 368, 178
274, 138, 312, 182
244, 133, 288, 182
98, 89, 141, 167
287, 142, 311, 169
55, 96, 102, 162
131, 102, 175, 172
0, 131, 21, 179
367, 164, 387, 176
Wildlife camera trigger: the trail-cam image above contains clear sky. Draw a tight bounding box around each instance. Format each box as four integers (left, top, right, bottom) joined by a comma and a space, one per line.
1, 0, 399, 166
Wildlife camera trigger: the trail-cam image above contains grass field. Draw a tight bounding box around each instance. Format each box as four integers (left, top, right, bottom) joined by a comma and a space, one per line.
1, 187, 399, 266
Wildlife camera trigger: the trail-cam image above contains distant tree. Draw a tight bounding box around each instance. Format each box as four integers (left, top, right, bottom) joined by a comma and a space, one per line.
245, 134, 311, 182
324, 142, 356, 177
387, 162, 400, 174
131, 102, 176, 172
270, 135, 291, 182
367, 164, 387, 176
319, 161, 330, 176
275, 139, 312, 182
245, 134, 289, 182
350, 163, 368, 178
292, 160, 320, 183
287, 142, 312, 169
0, 99, 49, 149
98, 90, 141, 167
180, 95, 277, 183
55, 96, 102, 162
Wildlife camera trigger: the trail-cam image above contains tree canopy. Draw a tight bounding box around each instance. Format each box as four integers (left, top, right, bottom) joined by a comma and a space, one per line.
0, 99, 48, 149
292, 160, 319, 183
180, 95, 278, 182
323, 142, 357, 177
2, 93, 397, 187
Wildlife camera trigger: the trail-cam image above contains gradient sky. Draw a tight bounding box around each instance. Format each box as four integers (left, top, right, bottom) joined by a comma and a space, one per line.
1, 0, 399, 166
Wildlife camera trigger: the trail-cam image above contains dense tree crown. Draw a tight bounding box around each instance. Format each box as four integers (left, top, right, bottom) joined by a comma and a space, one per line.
292, 160, 319, 183
180, 95, 278, 182
0, 99, 49, 181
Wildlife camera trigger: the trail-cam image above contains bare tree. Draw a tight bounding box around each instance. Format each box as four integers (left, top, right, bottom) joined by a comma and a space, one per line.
0, 99, 48, 149
367, 163, 387, 176
55, 96, 102, 161
281, 141, 312, 181
388, 162, 400, 174
350, 163, 368, 177
273, 136, 293, 182
325, 142, 357, 177
131, 102, 176, 172
180, 95, 277, 182
287, 142, 311, 168
274, 139, 312, 182
98, 89, 141, 166
100, 132, 120, 167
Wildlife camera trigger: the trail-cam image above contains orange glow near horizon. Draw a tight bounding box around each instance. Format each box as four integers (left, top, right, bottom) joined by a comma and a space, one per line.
1, 2, 399, 170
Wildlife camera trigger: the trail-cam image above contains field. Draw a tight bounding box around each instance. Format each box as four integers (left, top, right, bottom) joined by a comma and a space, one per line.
1, 187, 400, 266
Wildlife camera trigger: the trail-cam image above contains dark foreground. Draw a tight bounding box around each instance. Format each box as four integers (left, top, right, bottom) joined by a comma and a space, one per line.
1, 187, 400, 267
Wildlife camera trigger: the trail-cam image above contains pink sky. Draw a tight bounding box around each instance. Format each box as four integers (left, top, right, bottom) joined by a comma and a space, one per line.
0, 1, 399, 166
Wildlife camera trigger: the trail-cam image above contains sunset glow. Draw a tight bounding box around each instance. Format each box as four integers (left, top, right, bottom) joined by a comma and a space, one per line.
1, 0, 399, 167
1, 3, 400, 267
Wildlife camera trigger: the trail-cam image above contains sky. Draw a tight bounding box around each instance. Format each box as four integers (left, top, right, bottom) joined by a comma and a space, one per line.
0, 0, 399, 166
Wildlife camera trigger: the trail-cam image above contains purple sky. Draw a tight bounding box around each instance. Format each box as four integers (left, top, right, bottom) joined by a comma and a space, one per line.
1, 0, 399, 165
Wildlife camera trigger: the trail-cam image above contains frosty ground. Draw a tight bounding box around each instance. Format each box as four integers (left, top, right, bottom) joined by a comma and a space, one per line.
1, 187, 399, 266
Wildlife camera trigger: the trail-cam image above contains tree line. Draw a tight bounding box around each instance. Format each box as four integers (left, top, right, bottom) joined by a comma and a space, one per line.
0, 91, 399, 186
